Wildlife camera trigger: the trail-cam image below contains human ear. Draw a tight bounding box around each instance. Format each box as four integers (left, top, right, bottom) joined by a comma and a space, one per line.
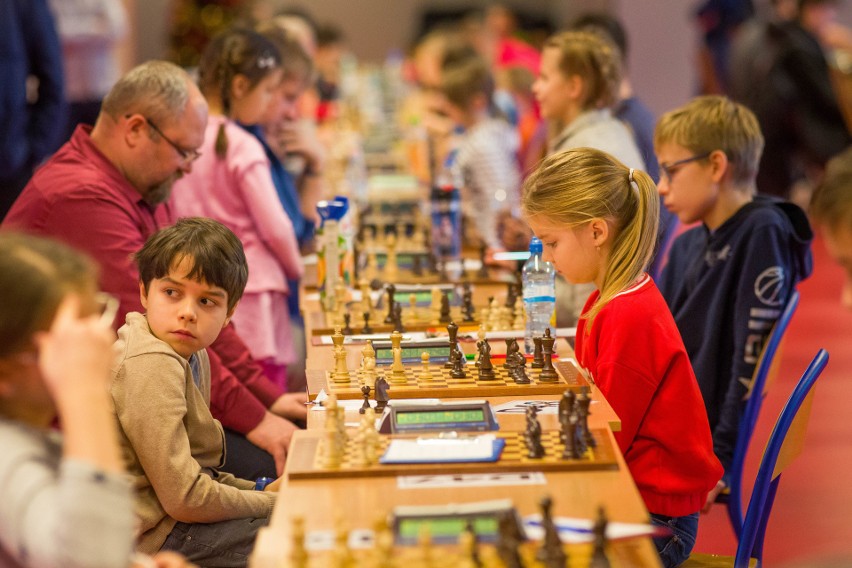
124, 114, 148, 149
139, 281, 149, 311
223, 300, 239, 329
566, 74, 584, 102
589, 219, 610, 247
231, 74, 251, 101
709, 149, 730, 183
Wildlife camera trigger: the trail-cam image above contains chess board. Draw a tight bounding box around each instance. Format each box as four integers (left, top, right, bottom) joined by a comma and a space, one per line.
307, 361, 586, 400
286, 428, 618, 480
308, 307, 481, 336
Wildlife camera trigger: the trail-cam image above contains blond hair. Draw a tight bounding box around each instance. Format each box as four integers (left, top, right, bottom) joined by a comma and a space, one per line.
543, 30, 622, 110
810, 146, 852, 233
654, 95, 764, 188
522, 148, 659, 323
100, 60, 193, 127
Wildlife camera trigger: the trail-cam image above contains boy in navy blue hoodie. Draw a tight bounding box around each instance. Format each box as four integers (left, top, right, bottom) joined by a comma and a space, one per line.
655, 96, 813, 509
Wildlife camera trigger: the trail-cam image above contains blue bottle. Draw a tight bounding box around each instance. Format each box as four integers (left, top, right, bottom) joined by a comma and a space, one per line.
522, 237, 556, 354
430, 150, 462, 275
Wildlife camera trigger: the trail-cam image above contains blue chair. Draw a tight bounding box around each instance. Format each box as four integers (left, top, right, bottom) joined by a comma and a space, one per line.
716, 290, 800, 536
684, 348, 830, 568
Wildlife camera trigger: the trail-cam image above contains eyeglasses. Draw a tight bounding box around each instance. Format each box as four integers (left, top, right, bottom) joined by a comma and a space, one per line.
144, 117, 201, 164
94, 292, 120, 327
659, 152, 711, 182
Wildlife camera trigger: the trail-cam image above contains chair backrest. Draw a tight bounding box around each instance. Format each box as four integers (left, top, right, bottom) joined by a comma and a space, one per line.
725, 290, 800, 535
735, 348, 829, 568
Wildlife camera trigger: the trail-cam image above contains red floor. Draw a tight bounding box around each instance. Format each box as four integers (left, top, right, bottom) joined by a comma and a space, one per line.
693, 234, 852, 565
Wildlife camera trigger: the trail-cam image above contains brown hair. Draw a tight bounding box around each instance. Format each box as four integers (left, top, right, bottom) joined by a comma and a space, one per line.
256, 23, 315, 86
654, 95, 764, 188
810, 146, 852, 233
543, 30, 622, 110
0, 233, 98, 357
440, 54, 496, 113
135, 218, 249, 313
522, 148, 659, 323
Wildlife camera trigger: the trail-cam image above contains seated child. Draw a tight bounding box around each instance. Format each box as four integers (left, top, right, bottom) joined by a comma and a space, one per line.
522, 148, 723, 568
810, 146, 852, 309
655, 96, 813, 505
111, 218, 276, 567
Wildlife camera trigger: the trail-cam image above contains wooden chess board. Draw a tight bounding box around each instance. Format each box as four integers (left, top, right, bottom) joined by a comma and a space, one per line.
307, 361, 587, 400
286, 428, 618, 480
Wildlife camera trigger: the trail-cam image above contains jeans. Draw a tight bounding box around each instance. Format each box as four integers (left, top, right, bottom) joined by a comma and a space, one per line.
650, 512, 699, 568
161, 517, 269, 568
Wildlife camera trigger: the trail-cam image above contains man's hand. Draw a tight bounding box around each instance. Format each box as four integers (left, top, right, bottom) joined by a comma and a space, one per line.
245, 411, 298, 476
702, 479, 727, 514
269, 392, 308, 422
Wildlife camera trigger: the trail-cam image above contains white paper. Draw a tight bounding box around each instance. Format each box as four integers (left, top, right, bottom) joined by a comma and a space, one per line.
523, 515, 659, 543
397, 472, 547, 489
382, 435, 496, 462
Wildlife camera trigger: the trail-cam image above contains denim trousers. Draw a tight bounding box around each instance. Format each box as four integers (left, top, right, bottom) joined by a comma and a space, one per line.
161, 517, 270, 568
650, 511, 699, 568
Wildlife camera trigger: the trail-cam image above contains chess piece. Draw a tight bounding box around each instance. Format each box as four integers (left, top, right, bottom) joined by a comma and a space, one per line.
420, 352, 434, 381
509, 347, 530, 385
450, 346, 467, 379
504, 338, 520, 369
359, 384, 372, 414
430, 286, 442, 324
392, 301, 405, 333
538, 328, 559, 382
531, 336, 544, 368
590, 507, 611, 568
562, 411, 579, 460
389, 330, 407, 384
332, 517, 355, 567
365, 249, 379, 280
475, 324, 487, 364
439, 289, 451, 323
374, 376, 390, 412
342, 312, 353, 335
477, 338, 496, 380
384, 284, 396, 324
359, 278, 373, 315
477, 243, 489, 279
524, 405, 545, 458
360, 340, 377, 387
495, 514, 524, 568
559, 390, 576, 444
361, 311, 373, 334
577, 387, 596, 448
362, 407, 381, 465
383, 233, 399, 279
461, 281, 475, 322
505, 282, 518, 309
536, 495, 567, 567
331, 328, 350, 384
290, 516, 308, 568
445, 321, 459, 369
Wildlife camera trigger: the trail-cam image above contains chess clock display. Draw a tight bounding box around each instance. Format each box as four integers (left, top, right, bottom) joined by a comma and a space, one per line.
382, 401, 499, 434
391, 499, 523, 545
372, 338, 452, 364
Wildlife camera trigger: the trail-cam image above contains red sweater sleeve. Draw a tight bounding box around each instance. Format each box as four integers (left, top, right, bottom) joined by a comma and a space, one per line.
209, 323, 285, 408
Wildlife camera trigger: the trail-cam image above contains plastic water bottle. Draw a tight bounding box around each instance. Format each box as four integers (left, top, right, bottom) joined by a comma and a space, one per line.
522, 237, 556, 354
430, 149, 462, 278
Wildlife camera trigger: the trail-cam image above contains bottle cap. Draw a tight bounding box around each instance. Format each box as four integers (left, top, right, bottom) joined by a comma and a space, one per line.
528, 236, 543, 254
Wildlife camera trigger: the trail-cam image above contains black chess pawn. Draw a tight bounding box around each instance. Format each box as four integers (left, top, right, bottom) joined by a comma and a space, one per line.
383, 284, 396, 324
445, 321, 459, 369
392, 301, 405, 333
589, 507, 611, 568
439, 290, 451, 323
536, 495, 567, 567
359, 385, 372, 414
524, 406, 545, 458
450, 347, 467, 379
538, 328, 559, 382
461, 282, 475, 322
374, 376, 390, 412
342, 312, 353, 335
360, 311, 373, 334
577, 388, 596, 448
477, 338, 496, 381
531, 336, 545, 368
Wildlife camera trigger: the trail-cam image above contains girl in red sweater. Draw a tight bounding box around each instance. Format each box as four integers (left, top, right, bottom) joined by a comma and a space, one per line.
522, 147, 723, 567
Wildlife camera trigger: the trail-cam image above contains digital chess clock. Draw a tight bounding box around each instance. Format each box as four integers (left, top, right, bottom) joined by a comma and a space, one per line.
372, 338, 452, 364
381, 401, 498, 434
391, 499, 523, 545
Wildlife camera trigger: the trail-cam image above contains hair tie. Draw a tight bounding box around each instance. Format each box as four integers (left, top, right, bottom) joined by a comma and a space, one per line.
257, 53, 276, 69
628, 168, 635, 183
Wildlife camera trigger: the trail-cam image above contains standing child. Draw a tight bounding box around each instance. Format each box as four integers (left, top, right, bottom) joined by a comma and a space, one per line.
112, 218, 277, 567
522, 148, 723, 567
437, 53, 521, 255
655, 96, 813, 506
171, 27, 304, 392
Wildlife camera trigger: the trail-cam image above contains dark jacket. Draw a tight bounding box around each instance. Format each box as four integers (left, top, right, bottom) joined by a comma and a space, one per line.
658, 196, 813, 474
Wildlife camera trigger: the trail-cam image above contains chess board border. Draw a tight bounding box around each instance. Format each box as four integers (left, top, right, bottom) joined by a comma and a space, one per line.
286, 428, 618, 480
306, 360, 587, 400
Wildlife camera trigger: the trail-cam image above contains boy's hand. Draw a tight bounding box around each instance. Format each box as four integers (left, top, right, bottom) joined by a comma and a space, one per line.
246, 412, 298, 476
263, 476, 283, 492
270, 392, 308, 422
701, 479, 727, 514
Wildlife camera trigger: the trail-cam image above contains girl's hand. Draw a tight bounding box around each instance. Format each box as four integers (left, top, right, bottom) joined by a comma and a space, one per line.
35, 294, 116, 403
277, 120, 325, 174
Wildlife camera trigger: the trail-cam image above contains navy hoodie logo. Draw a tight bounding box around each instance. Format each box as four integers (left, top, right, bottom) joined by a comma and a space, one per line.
754, 266, 786, 307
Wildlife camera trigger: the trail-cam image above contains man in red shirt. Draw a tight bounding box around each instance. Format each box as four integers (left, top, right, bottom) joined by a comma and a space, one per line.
3, 60, 303, 479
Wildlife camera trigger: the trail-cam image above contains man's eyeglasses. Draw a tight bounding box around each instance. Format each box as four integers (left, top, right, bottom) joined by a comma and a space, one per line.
659, 152, 711, 182
94, 292, 119, 327
144, 117, 201, 164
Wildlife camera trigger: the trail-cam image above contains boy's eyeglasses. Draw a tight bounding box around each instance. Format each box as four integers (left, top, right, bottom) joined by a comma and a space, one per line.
95, 292, 120, 327
142, 117, 202, 164
659, 152, 711, 182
